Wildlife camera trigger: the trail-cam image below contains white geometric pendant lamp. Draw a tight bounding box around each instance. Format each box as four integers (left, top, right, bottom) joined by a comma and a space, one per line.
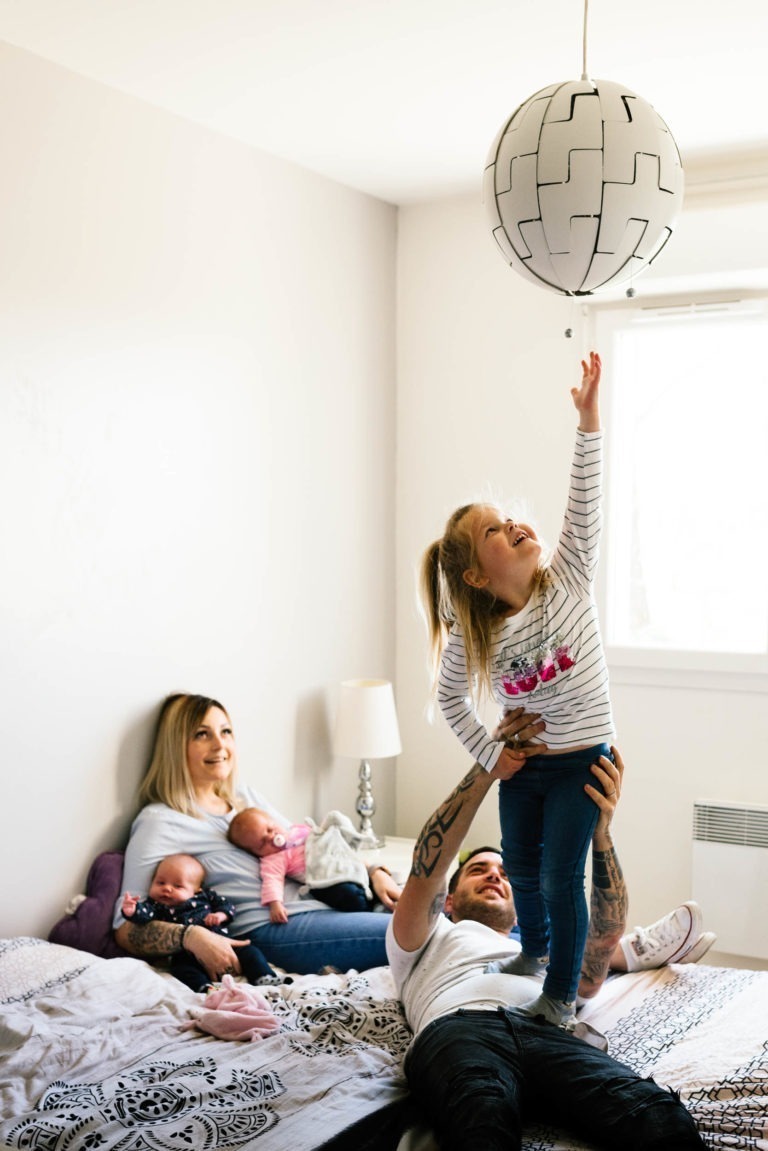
483, 2, 684, 296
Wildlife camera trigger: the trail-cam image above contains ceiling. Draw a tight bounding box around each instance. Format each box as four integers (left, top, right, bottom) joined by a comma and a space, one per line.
0, 0, 766, 205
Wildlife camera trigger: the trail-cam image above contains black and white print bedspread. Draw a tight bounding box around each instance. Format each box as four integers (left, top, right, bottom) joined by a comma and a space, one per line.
393, 964, 768, 1151
1, 938, 766, 1151
520, 964, 768, 1151
0, 937, 411, 1151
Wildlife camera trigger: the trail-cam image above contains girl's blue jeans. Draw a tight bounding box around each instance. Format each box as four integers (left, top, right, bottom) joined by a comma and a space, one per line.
499, 743, 611, 1003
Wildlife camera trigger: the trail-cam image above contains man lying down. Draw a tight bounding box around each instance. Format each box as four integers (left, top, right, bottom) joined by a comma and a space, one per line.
386, 742, 711, 1151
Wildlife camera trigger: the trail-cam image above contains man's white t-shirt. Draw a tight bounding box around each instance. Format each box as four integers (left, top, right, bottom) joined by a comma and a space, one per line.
386, 915, 543, 1036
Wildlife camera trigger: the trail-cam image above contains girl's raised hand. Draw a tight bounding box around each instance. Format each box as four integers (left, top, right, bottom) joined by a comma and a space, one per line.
571, 350, 601, 433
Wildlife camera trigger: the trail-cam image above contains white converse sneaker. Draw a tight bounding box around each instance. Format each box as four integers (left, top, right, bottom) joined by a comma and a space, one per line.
677, 931, 717, 964
620, 902, 703, 971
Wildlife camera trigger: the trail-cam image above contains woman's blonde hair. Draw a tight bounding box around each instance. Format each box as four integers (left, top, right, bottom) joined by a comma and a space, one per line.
138, 693, 240, 817
419, 504, 547, 705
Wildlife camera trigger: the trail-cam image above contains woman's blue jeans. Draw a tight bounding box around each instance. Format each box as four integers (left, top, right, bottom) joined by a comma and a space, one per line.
405, 1009, 706, 1151
499, 744, 610, 1003
250, 908, 389, 973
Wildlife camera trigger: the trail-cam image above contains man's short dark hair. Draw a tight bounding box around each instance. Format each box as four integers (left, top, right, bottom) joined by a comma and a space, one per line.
448, 845, 502, 893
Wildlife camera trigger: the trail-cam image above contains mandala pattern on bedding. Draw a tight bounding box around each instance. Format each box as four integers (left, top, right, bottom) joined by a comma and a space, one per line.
2, 972, 409, 1151
263, 974, 412, 1060
4, 1057, 285, 1150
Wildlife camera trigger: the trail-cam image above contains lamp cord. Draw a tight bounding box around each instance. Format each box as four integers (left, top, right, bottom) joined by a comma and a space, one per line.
581, 0, 590, 81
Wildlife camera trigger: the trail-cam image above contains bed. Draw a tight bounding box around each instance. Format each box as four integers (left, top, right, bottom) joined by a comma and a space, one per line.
1, 934, 767, 1151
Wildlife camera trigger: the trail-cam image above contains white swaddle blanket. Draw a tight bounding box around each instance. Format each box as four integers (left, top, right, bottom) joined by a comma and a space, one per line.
303, 810, 380, 898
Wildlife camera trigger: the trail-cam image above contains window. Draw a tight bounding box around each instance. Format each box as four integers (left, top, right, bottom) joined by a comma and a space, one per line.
593, 295, 768, 677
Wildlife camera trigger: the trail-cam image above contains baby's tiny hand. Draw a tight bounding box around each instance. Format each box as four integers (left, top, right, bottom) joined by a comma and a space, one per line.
269, 900, 288, 924
121, 892, 139, 917
204, 911, 229, 927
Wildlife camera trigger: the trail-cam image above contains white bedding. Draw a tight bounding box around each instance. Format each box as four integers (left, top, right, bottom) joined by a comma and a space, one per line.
0, 937, 410, 1150
1, 937, 766, 1150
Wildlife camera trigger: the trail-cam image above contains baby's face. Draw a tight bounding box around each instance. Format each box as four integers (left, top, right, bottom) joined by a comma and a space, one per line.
238, 812, 284, 857
148, 860, 201, 907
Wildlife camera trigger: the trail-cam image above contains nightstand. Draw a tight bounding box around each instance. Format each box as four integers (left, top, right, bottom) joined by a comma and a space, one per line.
366, 836, 416, 885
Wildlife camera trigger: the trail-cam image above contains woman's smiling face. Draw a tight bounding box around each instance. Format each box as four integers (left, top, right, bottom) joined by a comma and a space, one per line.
186, 705, 236, 789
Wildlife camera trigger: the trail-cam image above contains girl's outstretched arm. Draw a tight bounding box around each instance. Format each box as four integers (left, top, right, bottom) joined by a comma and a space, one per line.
571, 350, 601, 433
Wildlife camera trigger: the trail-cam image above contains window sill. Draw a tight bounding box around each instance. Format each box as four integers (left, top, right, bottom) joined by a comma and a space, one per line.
607, 647, 768, 693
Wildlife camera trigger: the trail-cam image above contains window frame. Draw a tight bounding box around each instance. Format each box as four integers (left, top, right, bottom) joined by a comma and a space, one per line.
588, 291, 768, 693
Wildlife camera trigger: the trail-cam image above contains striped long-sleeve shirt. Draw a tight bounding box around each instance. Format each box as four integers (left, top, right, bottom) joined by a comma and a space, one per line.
438, 430, 615, 770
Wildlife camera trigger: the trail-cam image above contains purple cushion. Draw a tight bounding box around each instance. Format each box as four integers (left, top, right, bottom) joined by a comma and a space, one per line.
48, 850, 129, 959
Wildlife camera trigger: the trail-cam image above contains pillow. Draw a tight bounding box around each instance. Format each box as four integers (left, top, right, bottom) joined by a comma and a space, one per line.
0, 937, 102, 1004
48, 850, 129, 959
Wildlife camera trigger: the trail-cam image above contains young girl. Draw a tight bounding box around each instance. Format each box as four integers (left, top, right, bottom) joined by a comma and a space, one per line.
419, 351, 614, 1026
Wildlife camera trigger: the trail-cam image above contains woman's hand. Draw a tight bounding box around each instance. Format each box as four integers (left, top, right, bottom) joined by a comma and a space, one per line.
491, 706, 546, 759
370, 867, 401, 911
183, 924, 252, 981
585, 746, 624, 849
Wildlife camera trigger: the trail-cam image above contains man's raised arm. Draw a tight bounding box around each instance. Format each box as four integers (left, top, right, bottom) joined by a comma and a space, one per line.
579, 749, 629, 998
391, 755, 528, 953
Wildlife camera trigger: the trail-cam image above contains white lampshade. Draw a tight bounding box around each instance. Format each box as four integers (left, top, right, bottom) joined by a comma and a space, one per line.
483, 78, 684, 296
333, 679, 402, 760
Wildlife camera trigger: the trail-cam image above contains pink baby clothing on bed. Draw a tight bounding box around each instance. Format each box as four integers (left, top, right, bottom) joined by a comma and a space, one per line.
187, 975, 280, 1041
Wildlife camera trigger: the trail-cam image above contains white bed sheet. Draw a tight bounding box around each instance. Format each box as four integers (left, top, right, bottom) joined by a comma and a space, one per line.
0, 937, 410, 1151
1, 937, 766, 1151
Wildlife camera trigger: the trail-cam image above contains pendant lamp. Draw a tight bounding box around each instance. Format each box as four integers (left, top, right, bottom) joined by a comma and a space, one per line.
483, 0, 684, 296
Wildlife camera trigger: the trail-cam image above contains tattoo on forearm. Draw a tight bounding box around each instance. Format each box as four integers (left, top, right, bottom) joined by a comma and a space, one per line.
580, 843, 628, 992
123, 920, 184, 957
590, 846, 627, 926
411, 765, 483, 879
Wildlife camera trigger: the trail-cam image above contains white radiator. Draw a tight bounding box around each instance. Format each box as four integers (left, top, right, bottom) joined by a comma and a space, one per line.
692, 800, 768, 960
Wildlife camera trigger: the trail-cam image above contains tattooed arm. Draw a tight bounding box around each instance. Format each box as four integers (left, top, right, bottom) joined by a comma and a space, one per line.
115, 918, 186, 957
114, 919, 251, 981
578, 748, 629, 998
390, 755, 525, 954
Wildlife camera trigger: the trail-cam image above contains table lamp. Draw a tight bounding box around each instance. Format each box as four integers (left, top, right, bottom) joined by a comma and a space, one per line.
333, 678, 401, 847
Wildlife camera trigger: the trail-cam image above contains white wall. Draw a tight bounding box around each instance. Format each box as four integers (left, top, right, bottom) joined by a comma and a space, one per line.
0, 42, 398, 939
395, 183, 768, 965
4, 32, 767, 969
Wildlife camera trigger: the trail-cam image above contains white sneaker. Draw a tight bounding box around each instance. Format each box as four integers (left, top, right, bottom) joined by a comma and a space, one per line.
620, 902, 703, 971
677, 931, 717, 964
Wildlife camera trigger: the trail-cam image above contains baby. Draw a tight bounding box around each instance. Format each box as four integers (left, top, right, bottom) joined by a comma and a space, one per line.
121, 852, 281, 992
228, 808, 372, 923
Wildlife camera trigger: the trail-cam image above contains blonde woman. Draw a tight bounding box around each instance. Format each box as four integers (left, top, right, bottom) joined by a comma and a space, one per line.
114, 693, 399, 980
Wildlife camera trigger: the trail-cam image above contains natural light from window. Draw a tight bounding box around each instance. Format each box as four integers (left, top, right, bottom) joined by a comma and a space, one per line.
595, 298, 768, 665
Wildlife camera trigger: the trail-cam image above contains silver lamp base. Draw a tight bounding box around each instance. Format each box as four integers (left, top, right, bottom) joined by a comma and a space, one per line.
356, 759, 384, 848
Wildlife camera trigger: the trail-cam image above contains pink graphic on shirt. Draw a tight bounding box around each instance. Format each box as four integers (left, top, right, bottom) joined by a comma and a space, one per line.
517, 668, 539, 692
499, 640, 574, 696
